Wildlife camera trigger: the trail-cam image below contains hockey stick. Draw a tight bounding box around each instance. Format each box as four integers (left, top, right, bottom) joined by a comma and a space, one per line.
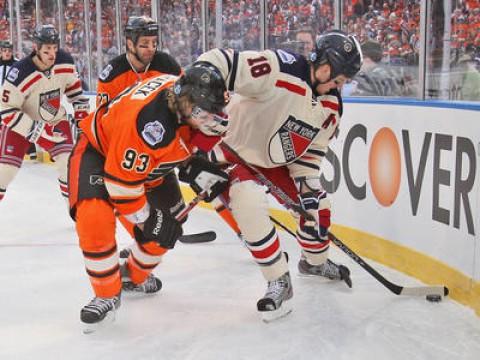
269, 216, 448, 297
218, 142, 449, 298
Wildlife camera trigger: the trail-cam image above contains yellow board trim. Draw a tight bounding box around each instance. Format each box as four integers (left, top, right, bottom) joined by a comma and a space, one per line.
181, 186, 480, 317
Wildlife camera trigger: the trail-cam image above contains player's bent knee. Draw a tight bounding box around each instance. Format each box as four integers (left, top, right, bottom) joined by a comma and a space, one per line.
229, 180, 272, 240
76, 199, 116, 251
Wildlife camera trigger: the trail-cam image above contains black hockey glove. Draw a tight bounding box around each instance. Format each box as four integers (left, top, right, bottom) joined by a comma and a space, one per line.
178, 155, 229, 202
133, 207, 183, 249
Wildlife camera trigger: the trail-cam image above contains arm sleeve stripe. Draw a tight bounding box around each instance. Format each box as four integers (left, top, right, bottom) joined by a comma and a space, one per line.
293, 159, 320, 171
66, 90, 83, 99
228, 50, 239, 92
66, 80, 81, 92
306, 149, 326, 157
218, 48, 232, 74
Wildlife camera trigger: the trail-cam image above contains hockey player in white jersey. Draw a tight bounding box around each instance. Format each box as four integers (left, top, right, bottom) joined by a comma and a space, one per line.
195, 30, 363, 321
0, 25, 89, 203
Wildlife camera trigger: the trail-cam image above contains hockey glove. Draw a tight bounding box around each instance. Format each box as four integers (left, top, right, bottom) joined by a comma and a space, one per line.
28, 121, 66, 151
134, 207, 183, 249
298, 191, 331, 240
178, 155, 229, 202
73, 100, 90, 127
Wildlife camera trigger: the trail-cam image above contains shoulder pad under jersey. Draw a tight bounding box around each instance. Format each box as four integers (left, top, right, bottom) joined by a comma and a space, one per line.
326, 88, 343, 116
4, 56, 36, 86
136, 91, 178, 150
150, 52, 182, 76
55, 49, 75, 65
274, 49, 310, 83
98, 54, 130, 83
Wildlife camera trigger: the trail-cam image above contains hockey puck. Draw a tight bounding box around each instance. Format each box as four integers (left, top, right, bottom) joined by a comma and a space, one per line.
426, 294, 442, 302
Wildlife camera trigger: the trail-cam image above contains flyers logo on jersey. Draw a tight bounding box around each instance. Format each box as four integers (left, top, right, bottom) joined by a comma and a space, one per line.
142, 120, 165, 146
39, 89, 61, 121
269, 115, 319, 163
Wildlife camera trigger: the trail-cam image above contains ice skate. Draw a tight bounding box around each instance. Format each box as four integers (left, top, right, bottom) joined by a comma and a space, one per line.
81, 295, 121, 334
120, 263, 162, 294
298, 257, 352, 288
257, 272, 293, 322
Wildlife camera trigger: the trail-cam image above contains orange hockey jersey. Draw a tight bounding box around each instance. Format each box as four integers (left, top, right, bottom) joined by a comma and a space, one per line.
80, 74, 191, 217
96, 52, 181, 106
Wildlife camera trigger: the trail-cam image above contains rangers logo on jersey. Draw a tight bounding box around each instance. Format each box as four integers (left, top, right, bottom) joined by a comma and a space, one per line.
142, 120, 165, 146
39, 89, 61, 121
269, 115, 319, 164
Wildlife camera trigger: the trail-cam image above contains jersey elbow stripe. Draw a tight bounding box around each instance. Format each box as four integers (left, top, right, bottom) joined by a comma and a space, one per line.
65, 80, 81, 93
293, 160, 320, 171
306, 149, 326, 157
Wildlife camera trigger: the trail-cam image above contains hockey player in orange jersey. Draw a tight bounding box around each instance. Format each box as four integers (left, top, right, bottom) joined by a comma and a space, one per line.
68, 64, 230, 331
96, 16, 181, 106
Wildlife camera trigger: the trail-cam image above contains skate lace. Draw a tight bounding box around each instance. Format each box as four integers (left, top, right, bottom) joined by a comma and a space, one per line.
322, 259, 340, 277
85, 297, 116, 314
265, 278, 288, 299
142, 275, 159, 292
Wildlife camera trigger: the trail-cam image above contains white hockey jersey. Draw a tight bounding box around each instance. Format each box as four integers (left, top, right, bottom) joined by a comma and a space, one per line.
0, 49, 87, 137
197, 48, 342, 179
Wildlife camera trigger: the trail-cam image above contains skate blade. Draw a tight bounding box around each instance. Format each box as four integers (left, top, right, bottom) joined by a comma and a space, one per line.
259, 300, 293, 323
82, 311, 116, 334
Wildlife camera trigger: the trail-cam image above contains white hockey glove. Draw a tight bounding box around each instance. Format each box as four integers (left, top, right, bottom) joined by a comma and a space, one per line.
178, 155, 229, 202
191, 108, 229, 136
28, 121, 66, 151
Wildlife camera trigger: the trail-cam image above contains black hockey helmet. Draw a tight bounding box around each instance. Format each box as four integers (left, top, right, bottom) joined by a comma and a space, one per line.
309, 30, 363, 79
0, 40, 13, 49
125, 16, 159, 44
33, 24, 60, 45
173, 62, 227, 114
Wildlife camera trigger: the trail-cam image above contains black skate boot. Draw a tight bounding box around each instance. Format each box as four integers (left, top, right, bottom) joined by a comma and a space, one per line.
257, 272, 293, 322
298, 257, 352, 288
120, 263, 162, 294
81, 295, 121, 333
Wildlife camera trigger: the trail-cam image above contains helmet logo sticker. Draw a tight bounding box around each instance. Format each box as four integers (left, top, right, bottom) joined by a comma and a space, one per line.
200, 73, 210, 83
344, 42, 353, 53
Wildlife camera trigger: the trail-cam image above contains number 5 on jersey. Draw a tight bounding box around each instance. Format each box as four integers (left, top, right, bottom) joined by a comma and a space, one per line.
122, 149, 149, 173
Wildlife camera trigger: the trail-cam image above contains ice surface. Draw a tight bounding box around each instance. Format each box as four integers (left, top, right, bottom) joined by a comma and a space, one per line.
1, 163, 479, 360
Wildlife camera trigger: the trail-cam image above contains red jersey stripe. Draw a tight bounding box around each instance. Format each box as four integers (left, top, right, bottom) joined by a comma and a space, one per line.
20, 74, 42, 92
55, 68, 74, 74
320, 100, 339, 111
275, 80, 306, 96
